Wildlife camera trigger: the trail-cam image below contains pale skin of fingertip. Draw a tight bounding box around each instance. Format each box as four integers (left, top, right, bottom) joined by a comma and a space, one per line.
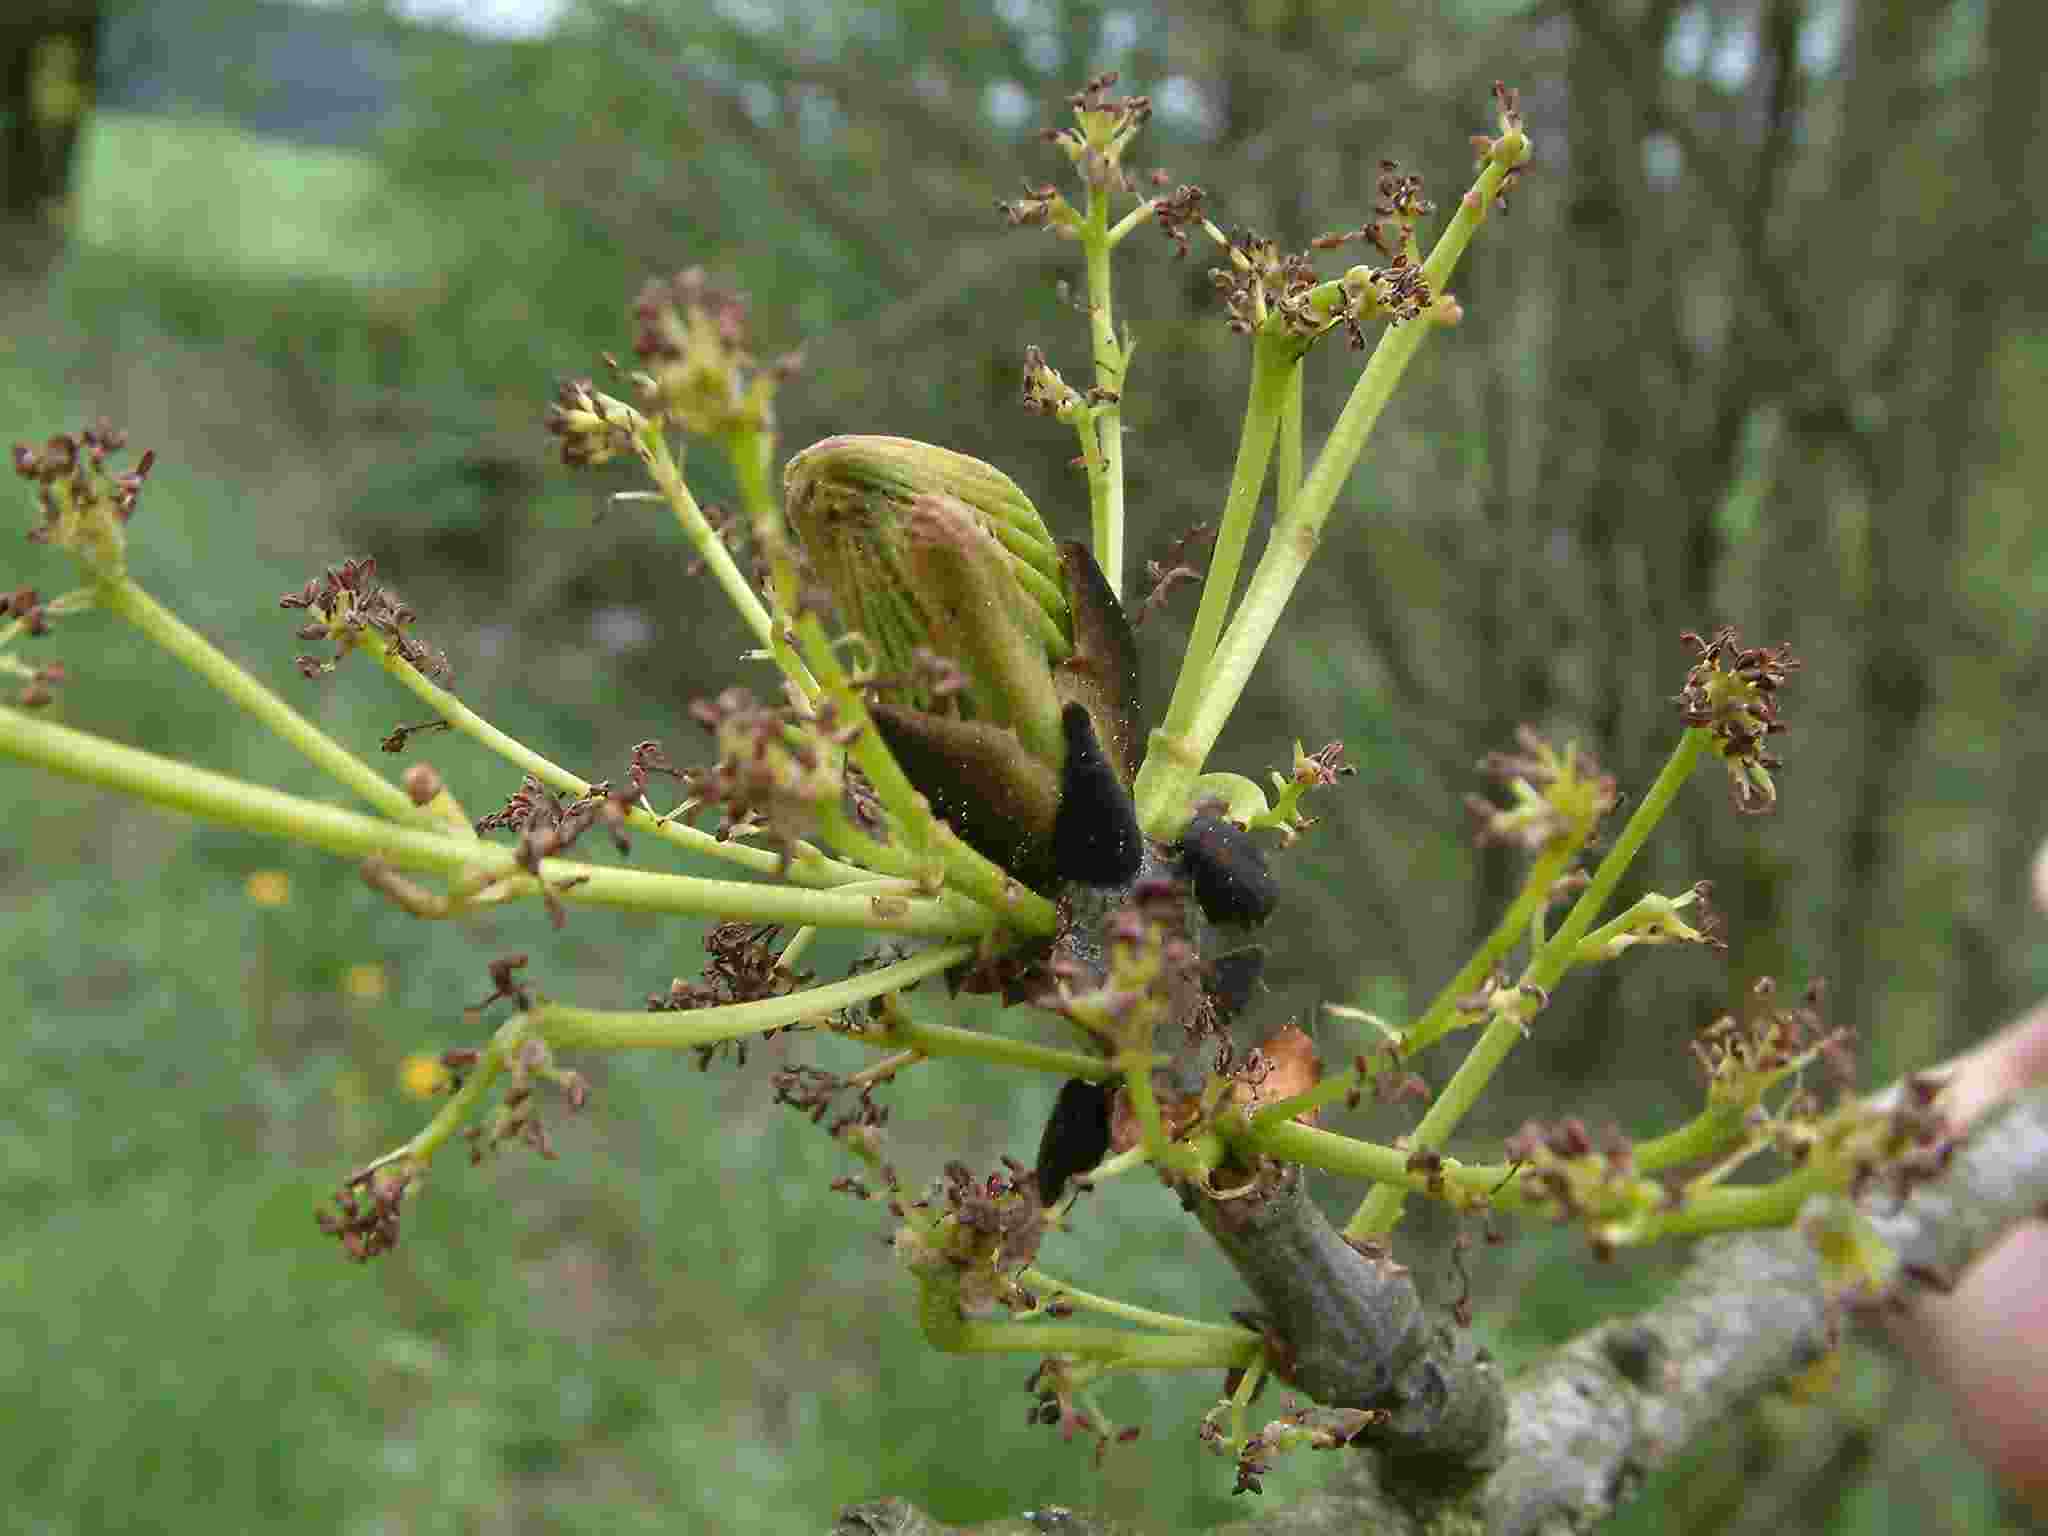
1885, 836, 2048, 1515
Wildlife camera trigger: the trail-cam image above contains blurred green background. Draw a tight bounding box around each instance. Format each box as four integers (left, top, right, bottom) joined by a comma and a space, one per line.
2, 0, 2043, 1531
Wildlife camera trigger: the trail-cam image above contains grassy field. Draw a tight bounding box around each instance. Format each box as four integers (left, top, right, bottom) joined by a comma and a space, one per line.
1, 108, 2025, 1535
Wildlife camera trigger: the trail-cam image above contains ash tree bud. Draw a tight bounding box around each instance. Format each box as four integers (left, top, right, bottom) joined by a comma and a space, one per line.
1036, 1076, 1114, 1205
784, 436, 1146, 892
1179, 813, 1279, 927
1053, 703, 1142, 887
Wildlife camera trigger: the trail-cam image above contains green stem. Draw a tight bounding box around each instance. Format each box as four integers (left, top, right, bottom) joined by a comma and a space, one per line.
535, 943, 974, 1050
1136, 336, 1296, 836
1632, 1101, 1750, 1174
1276, 361, 1303, 523
1155, 321, 1425, 823
1105, 198, 1156, 248
1224, 1355, 1266, 1446
0, 706, 999, 936
1132, 149, 1524, 829
1243, 1117, 1534, 1214
807, 799, 944, 889
399, 1031, 508, 1169
640, 422, 819, 704
724, 422, 779, 536
933, 1318, 1252, 1369
1, 585, 96, 652
860, 1005, 1111, 1080
1245, 1113, 1826, 1241
366, 633, 873, 889
1418, 132, 1528, 295
1252, 839, 1576, 1131
1345, 1005, 1529, 1241
1522, 731, 1711, 997
101, 576, 423, 825
1241, 1117, 1415, 1185
776, 925, 818, 974
1083, 180, 1126, 597
1120, 1047, 1172, 1164
1017, 1269, 1261, 1339
1654, 1161, 1827, 1235
1074, 1142, 1151, 1186
638, 425, 771, 651
1347, 730, 1710, 1236
1412, 844, 1576, 1055
916, 1267, 1255, 1367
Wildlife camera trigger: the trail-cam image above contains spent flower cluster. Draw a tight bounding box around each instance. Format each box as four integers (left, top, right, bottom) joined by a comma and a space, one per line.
278, 556, 449, 682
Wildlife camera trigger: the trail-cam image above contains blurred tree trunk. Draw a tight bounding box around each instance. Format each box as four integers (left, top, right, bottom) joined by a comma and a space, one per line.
1537, 0, 1721, 1075
1, 0, 98, 274
1823, 0, 2042, 1062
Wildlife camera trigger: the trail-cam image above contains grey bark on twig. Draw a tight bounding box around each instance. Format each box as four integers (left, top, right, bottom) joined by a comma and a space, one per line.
833, 1083, 2048, 1535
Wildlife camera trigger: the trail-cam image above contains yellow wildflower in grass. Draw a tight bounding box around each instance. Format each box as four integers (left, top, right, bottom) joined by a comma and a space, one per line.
341, 962, 388, 1003
1779, 1345, 1842, 1404
399, 1053, 450, 1100
244, 869, 291, 907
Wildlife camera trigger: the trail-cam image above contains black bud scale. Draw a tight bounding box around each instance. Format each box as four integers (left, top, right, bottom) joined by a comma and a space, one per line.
1036, 1076, 1114, 1205
1178, 814, 1278, 927
1051, 702, 1143, 887
1207, 944, 1267, 1021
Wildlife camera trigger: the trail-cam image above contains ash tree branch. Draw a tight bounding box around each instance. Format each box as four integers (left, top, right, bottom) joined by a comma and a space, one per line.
832, 1083, 2048, 1536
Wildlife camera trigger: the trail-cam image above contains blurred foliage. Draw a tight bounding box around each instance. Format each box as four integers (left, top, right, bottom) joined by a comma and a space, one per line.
3, 0, 2044, 1530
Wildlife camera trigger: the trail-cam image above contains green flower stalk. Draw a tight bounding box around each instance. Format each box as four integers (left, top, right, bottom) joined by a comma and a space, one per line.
629, 267, 796, 444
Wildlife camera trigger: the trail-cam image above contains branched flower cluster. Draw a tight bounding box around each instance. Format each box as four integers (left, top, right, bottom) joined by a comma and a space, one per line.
1149, 183, 1209, 256
1365, 160, 1437, 248
0, 584, 52, 637
629, 266, 803, 440
996, 178, 1077, 233
543, 376, 644, 467
12, 420, 154, 575
0, 585, 67, 706
770, 1062, 889, 1144
278, 556, 450, 682
1575, 881, 1728, 961
1255, 741, 1355, 846
471, 774, 620, 924
652, 920, 812, 1068
1046, 878, 1199, 1051
1041, 71, 1152, 190
1136, 522, 1215, 626
1469, 81, 1529, 210
685, 685, 860, 851
1465, 727, 1617, 851
316, 1162, 412, 1262
1692, 976, 1850, 1114
465, 1034, 591, 1164
1503, 1116, 1664, 1258
1200, 1397, 1377, 1495
1027, 1355, 1142, 1463
894, 1160, 1046, 1314
1777, 1063, 1957, 1207
470, 952, 536, 1017
1210, 233, 1328, 340
1678, 625, 1801, 812
477, 772, 629, 861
